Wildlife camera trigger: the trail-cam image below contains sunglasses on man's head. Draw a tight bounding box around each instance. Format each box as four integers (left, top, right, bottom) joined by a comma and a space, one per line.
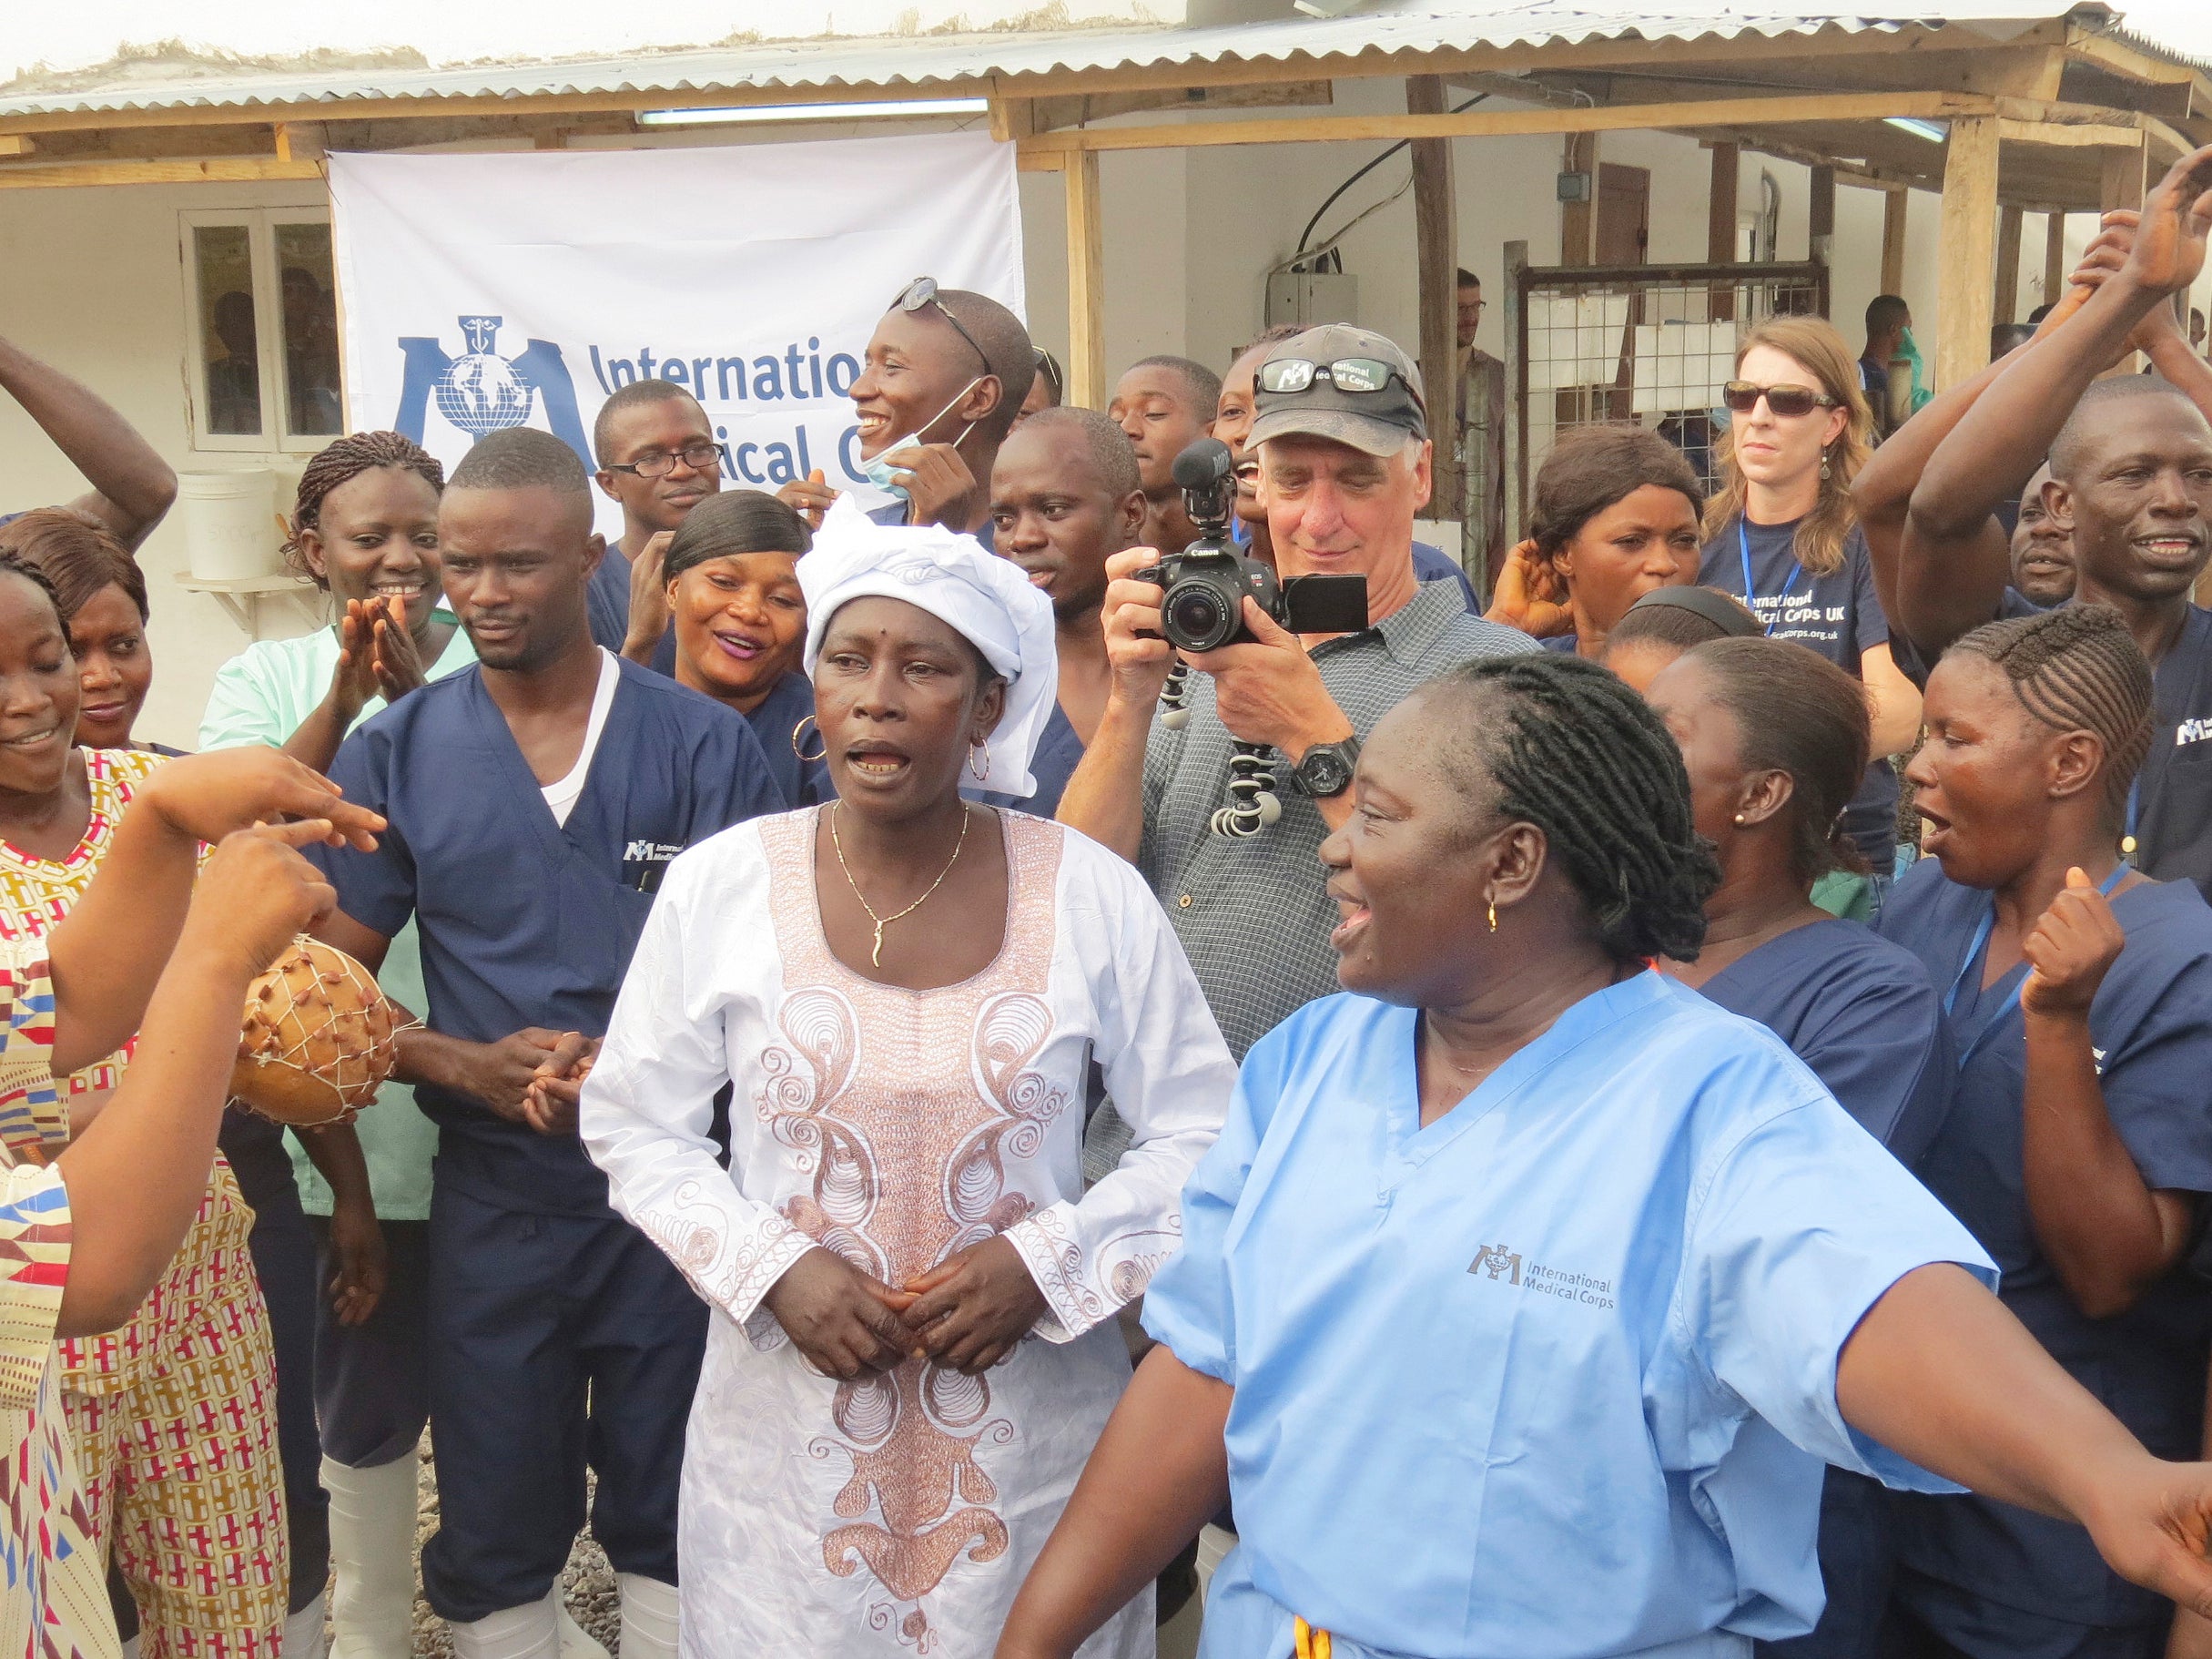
1721, 381, 1838, 418
892, 276, 989, 377
1258, 357, 1424, 409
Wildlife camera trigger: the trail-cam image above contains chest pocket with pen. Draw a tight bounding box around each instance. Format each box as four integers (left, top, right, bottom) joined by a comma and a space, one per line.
619, 838, 685, 894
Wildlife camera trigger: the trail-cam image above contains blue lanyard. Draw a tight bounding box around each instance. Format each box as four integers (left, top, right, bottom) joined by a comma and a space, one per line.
2123, 778, 2140, 865
1739, 519, 1801, 637
1944, 863, 2129, 1068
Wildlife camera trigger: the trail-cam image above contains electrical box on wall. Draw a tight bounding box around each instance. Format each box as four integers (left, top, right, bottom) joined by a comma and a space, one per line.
1265, 270, 1361, 330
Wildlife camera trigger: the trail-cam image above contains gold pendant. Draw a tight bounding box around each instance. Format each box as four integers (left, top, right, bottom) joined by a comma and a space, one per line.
871, 922, 887, 968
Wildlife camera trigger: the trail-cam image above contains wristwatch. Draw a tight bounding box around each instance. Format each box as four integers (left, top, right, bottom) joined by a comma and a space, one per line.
1287, 736, 1361, 799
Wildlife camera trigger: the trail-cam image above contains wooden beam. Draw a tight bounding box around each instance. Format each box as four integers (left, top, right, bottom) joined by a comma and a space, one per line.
1064, 150, 1104, 412
1994, 203, 2024, 323
1709, 141, 1740, 321
2101, 137, 2148, 211
1997, 117, 2140, 149
2044, 211, 2068, 311
0, 156, 322, 189
1406, 75, 1462, 522
1935, 114, 2000, 391
1015, 89, 1995, 157
1026, 80, 1331, 132
1881, 188, 1910, 298
1016, 150, 1066, 173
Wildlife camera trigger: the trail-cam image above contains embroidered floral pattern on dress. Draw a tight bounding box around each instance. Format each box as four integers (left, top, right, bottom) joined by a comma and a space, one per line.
757, 809, 1069, 1645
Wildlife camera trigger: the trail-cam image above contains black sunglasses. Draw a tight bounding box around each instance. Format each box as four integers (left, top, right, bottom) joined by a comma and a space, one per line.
1257, 356, 1425, 410
893, 277, 989, 377
1721, 381, 1838, 418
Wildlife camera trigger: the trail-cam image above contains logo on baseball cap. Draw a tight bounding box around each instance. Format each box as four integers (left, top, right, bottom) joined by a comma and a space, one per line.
1248, 324, 1428, 457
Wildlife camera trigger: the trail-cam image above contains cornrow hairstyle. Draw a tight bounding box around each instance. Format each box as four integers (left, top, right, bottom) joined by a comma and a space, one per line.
0, 508, 147, 623
1947, 604, 2154, 814
284, 431, 445, 587
1679, 637, 1873, 882
663, 490, 810, 583
0, 548, 71, 640
1433, 652, 1718, 962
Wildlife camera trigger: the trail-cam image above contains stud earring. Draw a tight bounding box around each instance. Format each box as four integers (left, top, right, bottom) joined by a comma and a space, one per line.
1733, 812, 1748, 825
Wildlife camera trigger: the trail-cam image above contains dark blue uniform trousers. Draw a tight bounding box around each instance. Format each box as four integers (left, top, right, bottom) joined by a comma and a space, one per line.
419, 1181, 707, 1622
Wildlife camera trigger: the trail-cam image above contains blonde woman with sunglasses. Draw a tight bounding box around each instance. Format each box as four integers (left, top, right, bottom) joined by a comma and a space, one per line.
1700, 319, 1923, 908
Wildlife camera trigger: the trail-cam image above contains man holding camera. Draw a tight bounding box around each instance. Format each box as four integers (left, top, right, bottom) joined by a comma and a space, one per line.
1058, 325, 1534, 1057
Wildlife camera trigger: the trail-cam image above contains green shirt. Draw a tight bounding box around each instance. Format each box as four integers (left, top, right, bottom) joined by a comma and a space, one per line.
198, 612, 477, 1219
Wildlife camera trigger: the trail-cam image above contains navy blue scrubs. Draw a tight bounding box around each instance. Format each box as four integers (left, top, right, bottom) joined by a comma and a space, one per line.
1878, 860, 2212, 1654
1695, 919, 1955, 1659
311, 658, 786, 1621
585, 544, 633, 653
1897, 597, 2212, 901
1700, 519, 1899, 870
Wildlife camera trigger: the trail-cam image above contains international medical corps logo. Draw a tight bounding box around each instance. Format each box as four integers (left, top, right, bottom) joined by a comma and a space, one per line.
392, 314, 595, 473
1467, 1244, 1522, 1285
1467, 1244, 1617, 1309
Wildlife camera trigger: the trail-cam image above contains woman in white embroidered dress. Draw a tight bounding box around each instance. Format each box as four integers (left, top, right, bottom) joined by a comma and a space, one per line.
583, 502, 1233, 1657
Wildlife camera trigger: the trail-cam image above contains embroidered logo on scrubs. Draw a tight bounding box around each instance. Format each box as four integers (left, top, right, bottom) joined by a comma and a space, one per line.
620, 840, 686, 894
1467, 1245, 1522, 1284
2177, 718, 2212, 747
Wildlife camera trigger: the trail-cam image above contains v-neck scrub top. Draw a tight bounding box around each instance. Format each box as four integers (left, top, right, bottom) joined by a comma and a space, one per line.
310, 658, 787, 1216
1689, 918, 1953, 1167
1142, 972, 1994, 1659
1878, 860, 2212, 1632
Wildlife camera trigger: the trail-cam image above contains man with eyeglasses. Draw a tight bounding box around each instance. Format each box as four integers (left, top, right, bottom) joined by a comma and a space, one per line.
1059, 324, 1536, 1061
1456, 268, 1508, 585
781, 278, 1033, 545
588, 378, 725, 666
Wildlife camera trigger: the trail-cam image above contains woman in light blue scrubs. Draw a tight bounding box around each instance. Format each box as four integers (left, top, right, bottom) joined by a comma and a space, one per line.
1647, 636, 1953, 1658
997, 652, 2212, 1659
1878, 604, 2212, 1659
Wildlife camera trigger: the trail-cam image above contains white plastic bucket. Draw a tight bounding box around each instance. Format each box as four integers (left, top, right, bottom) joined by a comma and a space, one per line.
178, 470, 279, 581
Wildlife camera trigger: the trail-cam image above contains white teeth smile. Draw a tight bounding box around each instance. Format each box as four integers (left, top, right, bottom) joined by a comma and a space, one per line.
3, 728, 57, 748
849, 756, 904, 776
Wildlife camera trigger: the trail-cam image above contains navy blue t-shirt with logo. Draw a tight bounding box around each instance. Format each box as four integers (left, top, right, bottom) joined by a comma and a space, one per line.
1699, 516, 1898, 869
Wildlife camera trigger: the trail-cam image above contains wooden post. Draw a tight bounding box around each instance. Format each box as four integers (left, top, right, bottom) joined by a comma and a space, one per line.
1501, 240, 1529, 565
1934, 115, 1999, 392
1708, 142, 1740, 321
2044, 212, 2068, 312
1560, 132, 1598, 265
1809, 164, 1835, 257
1994, 204, 2024, 325
1064, 150, 1104, 411
1880, 188, 1909, 298
1406, 75, 1464, 524
2101, 139, 2146, 371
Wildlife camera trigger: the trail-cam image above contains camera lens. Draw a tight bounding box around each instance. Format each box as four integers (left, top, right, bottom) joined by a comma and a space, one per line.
1165, 585, 1232, 651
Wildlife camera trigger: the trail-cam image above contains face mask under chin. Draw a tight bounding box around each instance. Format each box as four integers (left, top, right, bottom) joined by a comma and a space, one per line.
863, 378, 984, 502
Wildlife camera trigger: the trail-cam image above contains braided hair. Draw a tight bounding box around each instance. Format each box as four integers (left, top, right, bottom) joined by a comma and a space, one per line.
0, 549, 71, 639
1947, 604, 2153, 814
282, 432, 445, 587
1433, 652, 1718, 962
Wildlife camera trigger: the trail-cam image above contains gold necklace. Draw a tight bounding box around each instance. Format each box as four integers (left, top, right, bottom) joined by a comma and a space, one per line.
829, 800, 972, 968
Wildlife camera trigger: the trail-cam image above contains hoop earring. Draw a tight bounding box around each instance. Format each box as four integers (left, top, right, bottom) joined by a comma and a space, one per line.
1487, 899, 1498, 934
792, 714, 827, 765
969, 740, 990, 784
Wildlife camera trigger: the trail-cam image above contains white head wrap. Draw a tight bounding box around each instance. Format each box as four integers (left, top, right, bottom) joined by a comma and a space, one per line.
799, 496, 1059, 798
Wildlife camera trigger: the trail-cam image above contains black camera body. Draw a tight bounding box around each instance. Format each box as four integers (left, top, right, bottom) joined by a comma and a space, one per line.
1135, 438, 1367, 653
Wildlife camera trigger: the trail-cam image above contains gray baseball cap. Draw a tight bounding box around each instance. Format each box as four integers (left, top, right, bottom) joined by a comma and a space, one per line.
1247, 324, 1428, 456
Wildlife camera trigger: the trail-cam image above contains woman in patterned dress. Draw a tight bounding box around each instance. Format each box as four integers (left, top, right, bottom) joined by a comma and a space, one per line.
583, 504, 1234, 1657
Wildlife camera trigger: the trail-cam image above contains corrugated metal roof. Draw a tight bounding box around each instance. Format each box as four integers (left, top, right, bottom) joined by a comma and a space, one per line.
0, 1, 2191, 119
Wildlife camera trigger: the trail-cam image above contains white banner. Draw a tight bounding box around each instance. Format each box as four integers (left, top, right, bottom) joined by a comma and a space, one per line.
329, 133, 1023, 535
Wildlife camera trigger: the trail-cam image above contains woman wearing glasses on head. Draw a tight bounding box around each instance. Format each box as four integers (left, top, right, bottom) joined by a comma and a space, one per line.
1700, 320, 1923, 912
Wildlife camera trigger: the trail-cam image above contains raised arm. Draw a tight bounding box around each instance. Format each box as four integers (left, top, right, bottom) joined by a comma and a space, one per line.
1057, 546, 1173, 863
55, 822, 337, 1335
1892, 151, 2212, 656
0, 335, 178, 551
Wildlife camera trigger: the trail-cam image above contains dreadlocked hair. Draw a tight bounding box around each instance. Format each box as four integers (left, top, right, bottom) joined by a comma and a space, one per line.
1947, 604, 2153, 815
1434, 652, 1718, 962
283, 432, 446, 587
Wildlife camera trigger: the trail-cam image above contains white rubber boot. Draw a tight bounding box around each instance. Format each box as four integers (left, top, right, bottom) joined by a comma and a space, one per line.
119, 1639, 141, 1659
320, 1451, 420, 1659
556, 1601, 612, 1659
447, 1592, 560, 1659
283, 1590, 330, 1659
617, 1572, 682, 1659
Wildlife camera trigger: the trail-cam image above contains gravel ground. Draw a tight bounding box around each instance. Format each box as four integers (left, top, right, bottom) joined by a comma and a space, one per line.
404, 1437, 621, 1657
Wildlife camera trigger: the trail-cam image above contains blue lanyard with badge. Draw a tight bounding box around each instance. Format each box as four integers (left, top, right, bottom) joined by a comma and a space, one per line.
1739, 520, 1802, 637
1944, 863, 2129, 1068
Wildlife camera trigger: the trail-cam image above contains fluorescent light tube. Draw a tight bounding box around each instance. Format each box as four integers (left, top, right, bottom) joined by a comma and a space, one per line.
637, 98, 990, 127
1884, 117, 1948, 142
